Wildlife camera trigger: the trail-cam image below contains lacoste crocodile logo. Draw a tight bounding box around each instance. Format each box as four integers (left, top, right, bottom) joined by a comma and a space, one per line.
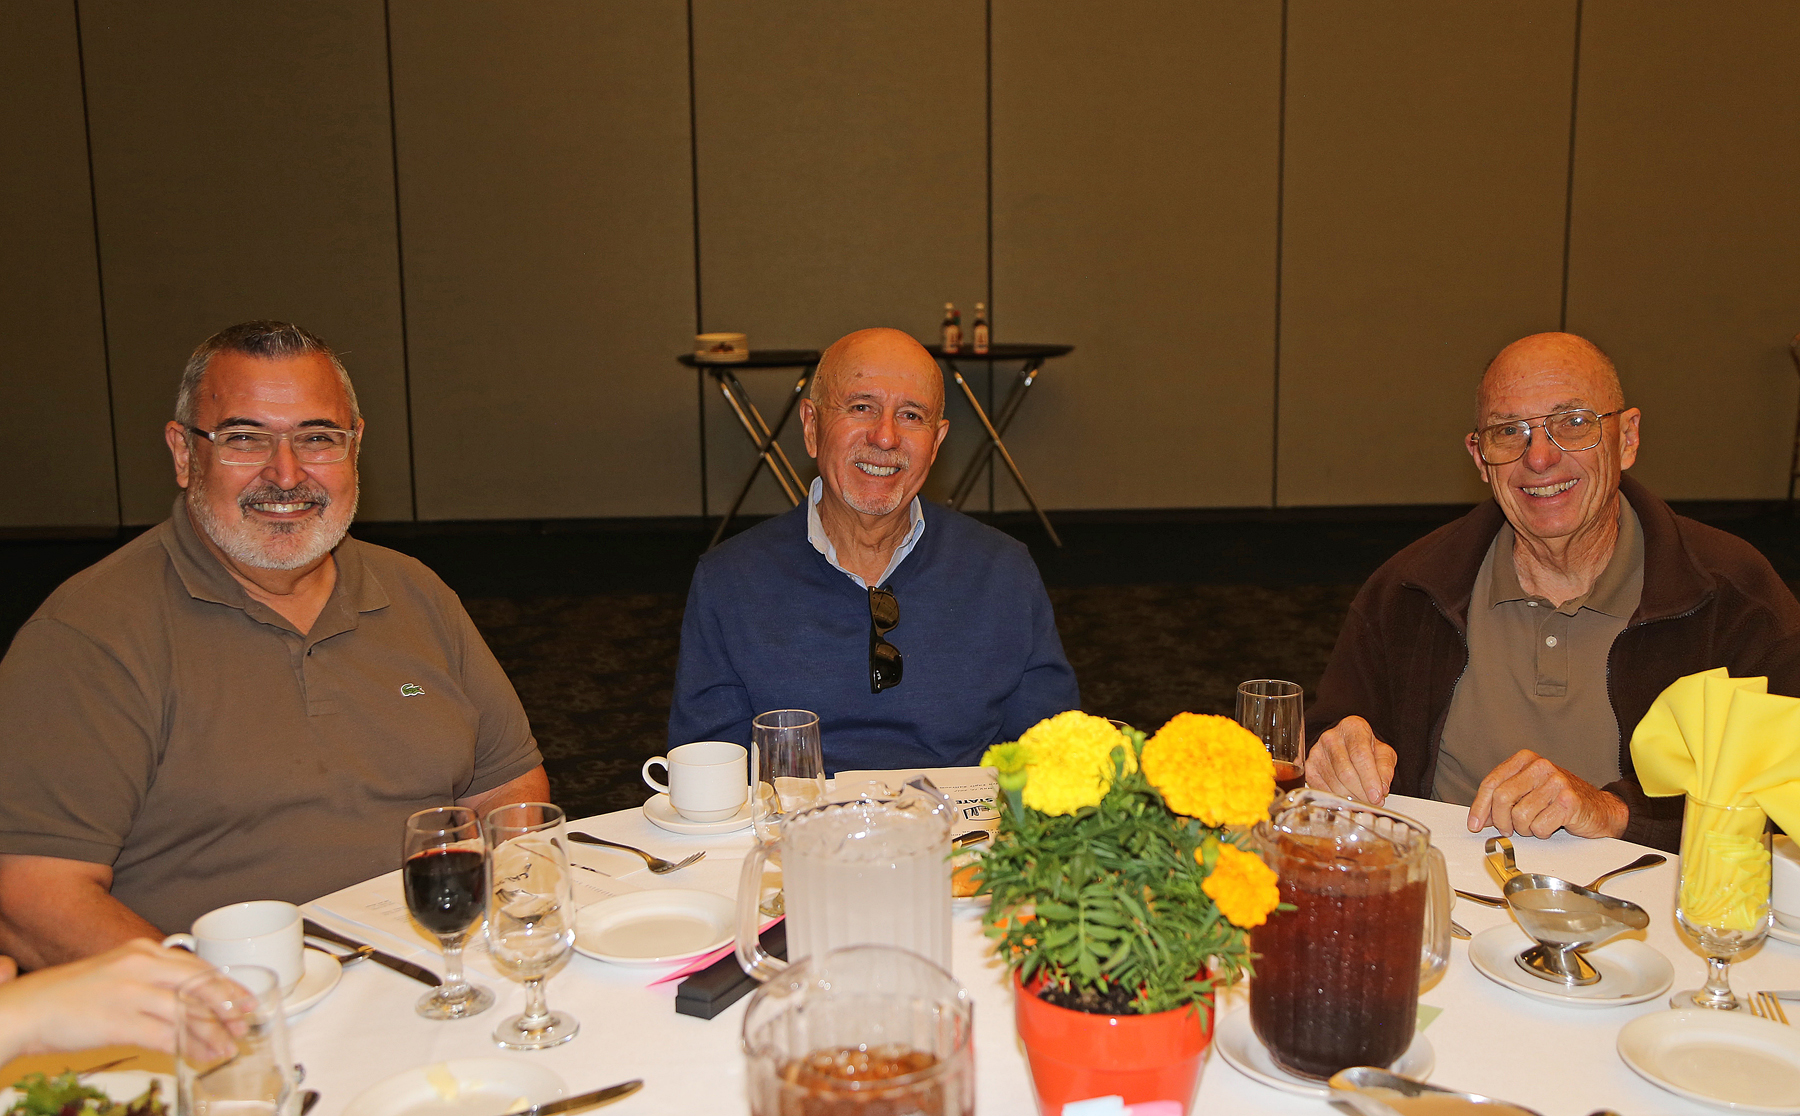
399, 683, 425, 697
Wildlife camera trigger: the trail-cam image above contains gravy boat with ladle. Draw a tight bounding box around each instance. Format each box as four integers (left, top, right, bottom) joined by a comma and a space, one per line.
1485, 836, 1650, 986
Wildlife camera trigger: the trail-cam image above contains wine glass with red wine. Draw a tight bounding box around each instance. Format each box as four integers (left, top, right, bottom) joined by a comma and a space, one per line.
403, 805, 496, 1020
1237, 679, 1307, 795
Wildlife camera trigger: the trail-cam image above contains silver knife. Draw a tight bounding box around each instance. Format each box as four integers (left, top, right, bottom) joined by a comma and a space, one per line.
499, 1080, 642, 1116
302, 918, 442, 987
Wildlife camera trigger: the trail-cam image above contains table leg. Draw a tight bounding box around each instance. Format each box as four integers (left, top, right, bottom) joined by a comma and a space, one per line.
948, 359, 1043, 508
708, 365, 816, 549
946, 364, 1062, 547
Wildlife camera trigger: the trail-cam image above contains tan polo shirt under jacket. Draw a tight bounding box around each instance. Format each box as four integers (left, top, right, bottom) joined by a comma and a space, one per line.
0, 500, 543, 933
1432, 500, 1645, 805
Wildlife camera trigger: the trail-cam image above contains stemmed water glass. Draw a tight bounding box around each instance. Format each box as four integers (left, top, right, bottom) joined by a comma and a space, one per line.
402, 806, 495, 1020
751, 709, 826, 916
1237, 679, 1307, 795
175, 964, 296, 1116
1673, 795, 1773, 1010
484, 802, 580, 1048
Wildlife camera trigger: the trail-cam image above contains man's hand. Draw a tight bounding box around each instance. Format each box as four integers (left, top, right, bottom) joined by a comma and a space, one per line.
0, 939, 214, 1061
1304, 716, 1397, 805
1467, 749, 1628, 838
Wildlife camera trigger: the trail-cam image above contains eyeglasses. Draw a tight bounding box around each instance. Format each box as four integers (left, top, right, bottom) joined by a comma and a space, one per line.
869, 586, 903, 693
1471, 408, 1623, 466
187, 425, 357, 466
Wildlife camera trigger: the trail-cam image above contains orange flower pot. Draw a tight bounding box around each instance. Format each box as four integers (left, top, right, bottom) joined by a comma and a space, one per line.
1013, 975, 1214, 1116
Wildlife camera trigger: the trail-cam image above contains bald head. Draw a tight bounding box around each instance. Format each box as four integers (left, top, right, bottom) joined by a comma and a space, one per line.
1478, 332, 1623, 424
810, 328, 945, 420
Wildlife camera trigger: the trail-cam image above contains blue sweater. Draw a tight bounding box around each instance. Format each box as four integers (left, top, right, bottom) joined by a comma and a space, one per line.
668, 502, 1080, 773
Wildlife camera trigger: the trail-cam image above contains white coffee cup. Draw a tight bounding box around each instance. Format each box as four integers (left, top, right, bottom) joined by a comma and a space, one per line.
163, 900, 305, 992
1773, 836, 1800, 930
643, 741, 749, 822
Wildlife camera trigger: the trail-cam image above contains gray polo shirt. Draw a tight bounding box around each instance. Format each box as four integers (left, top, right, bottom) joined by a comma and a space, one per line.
1433, 501, 1645, 805
0, 501, 542, 932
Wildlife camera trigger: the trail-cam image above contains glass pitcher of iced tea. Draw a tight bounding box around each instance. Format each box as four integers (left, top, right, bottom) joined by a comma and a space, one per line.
1249, 789, 1451, 1080
743, 944, 973, 1116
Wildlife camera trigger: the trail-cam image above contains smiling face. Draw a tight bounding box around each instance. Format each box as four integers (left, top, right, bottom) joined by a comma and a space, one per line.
801, 329, 949, 522
1466, 333, 1640, 547
164, 349, 361, 574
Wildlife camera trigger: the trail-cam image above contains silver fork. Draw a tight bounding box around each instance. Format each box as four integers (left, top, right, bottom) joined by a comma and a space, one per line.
1753, 991, 1791, 1024
568, 832, 705, 874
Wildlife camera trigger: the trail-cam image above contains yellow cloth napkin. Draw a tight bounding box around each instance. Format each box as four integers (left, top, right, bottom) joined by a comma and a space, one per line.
1630, 666, 1800, 836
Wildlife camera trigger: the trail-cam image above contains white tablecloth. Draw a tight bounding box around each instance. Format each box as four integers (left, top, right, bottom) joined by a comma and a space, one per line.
291, 795, 1799, 1116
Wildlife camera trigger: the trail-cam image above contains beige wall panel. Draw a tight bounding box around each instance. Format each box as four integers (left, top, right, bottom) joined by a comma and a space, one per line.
0, 2, 115, 528
81, 0, 410, 525
692, 0, 987, 516
1565, 3, 1800, 501
391, 2, 698, 521
990, 0, 1282, 512
1278, 1, 1576, 507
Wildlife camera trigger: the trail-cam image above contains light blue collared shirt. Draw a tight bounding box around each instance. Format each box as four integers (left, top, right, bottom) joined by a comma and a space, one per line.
805, 476, 927, 589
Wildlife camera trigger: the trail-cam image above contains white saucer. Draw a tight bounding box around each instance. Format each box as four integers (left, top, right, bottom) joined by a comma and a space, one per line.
1468, 926, 1672, 1006
1212, 1004, 1435, 1097
1767, 920, 1800, 947
342, 1058, 565, 1116
573, 888, 735, 965
1619, 1009, 1800, 1112
284, 946, 343, 1016
643, 792, 753, 835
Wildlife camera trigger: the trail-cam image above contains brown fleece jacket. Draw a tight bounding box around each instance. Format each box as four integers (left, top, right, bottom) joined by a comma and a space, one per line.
1308, 475, 1800, 851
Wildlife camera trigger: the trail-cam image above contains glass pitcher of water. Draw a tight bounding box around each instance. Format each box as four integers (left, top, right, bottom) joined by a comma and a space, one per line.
736, 777, 953, 980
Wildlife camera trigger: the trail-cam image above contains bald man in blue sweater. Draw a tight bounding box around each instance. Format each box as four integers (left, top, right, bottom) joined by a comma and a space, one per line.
669, 328, 1080, 773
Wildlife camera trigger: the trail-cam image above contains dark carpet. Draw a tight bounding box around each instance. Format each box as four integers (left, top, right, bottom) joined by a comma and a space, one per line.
5, 504, 1796, 820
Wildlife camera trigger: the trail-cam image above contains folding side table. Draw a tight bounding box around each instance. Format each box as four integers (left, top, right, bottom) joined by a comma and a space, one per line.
679, 350, 821, 549
926, 342, 1072, 547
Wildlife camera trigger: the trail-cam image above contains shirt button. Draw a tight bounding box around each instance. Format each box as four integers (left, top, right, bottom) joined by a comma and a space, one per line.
1527, 601, 1539, 607
1545, 636, 1558, 648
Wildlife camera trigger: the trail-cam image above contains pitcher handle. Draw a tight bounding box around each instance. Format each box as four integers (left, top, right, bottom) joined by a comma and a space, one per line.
1420, 844, 1452, 986
735, 839, 785, 981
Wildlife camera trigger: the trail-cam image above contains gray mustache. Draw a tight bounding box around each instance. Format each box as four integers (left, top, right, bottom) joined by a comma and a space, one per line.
239, 485, 330, 509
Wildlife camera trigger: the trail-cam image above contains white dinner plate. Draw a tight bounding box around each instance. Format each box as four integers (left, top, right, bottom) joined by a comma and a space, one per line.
341, 1058, 565, 1116
643, 792, 752, 835
1467, 926, 1672, 1006
573, 888, 736, 965
1619, 1009, 1800, 1112
0, 1072, 175, 1115
285, 946, 343, 1016
1212, 1004, 1435, 1098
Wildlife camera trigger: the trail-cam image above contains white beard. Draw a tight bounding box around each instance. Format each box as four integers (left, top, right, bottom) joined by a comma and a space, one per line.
188, 473, 357, 571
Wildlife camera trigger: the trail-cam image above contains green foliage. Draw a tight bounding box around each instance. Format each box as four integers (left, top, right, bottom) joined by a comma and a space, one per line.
977, 730, 1260, 1016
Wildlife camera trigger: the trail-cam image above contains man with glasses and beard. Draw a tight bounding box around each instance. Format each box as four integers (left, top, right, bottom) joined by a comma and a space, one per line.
1304, 332, 1800, 850
0, 321, 546, 967
668, 327, 1078, 773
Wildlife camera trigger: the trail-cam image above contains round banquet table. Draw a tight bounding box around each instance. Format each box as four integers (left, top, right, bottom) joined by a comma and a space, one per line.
290, 794, 1799, 1116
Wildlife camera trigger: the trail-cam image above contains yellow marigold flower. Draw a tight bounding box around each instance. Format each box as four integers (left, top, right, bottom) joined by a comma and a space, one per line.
1142, 712, 1274, 827
1203, 844, 1281, 928
1014, 711, 1133, 816
980, 742, 1032, 793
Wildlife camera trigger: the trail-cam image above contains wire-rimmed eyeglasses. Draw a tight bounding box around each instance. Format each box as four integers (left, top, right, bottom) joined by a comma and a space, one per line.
1471, 408, 1623, 466
187, 425, 357, 466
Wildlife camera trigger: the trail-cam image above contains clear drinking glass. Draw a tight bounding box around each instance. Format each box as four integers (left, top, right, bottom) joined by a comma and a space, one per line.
403, 805, 495, 1020
1237, 679, 1307, 795
743, 944, 974, 1116
751, 709, 825, 916
484, 802, 580, 1048
1673, 796, 1772, 1010
176, 964, 296, 1116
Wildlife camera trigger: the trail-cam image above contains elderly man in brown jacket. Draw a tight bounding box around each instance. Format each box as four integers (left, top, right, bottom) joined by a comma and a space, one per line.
1305, 333, 1800, 851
